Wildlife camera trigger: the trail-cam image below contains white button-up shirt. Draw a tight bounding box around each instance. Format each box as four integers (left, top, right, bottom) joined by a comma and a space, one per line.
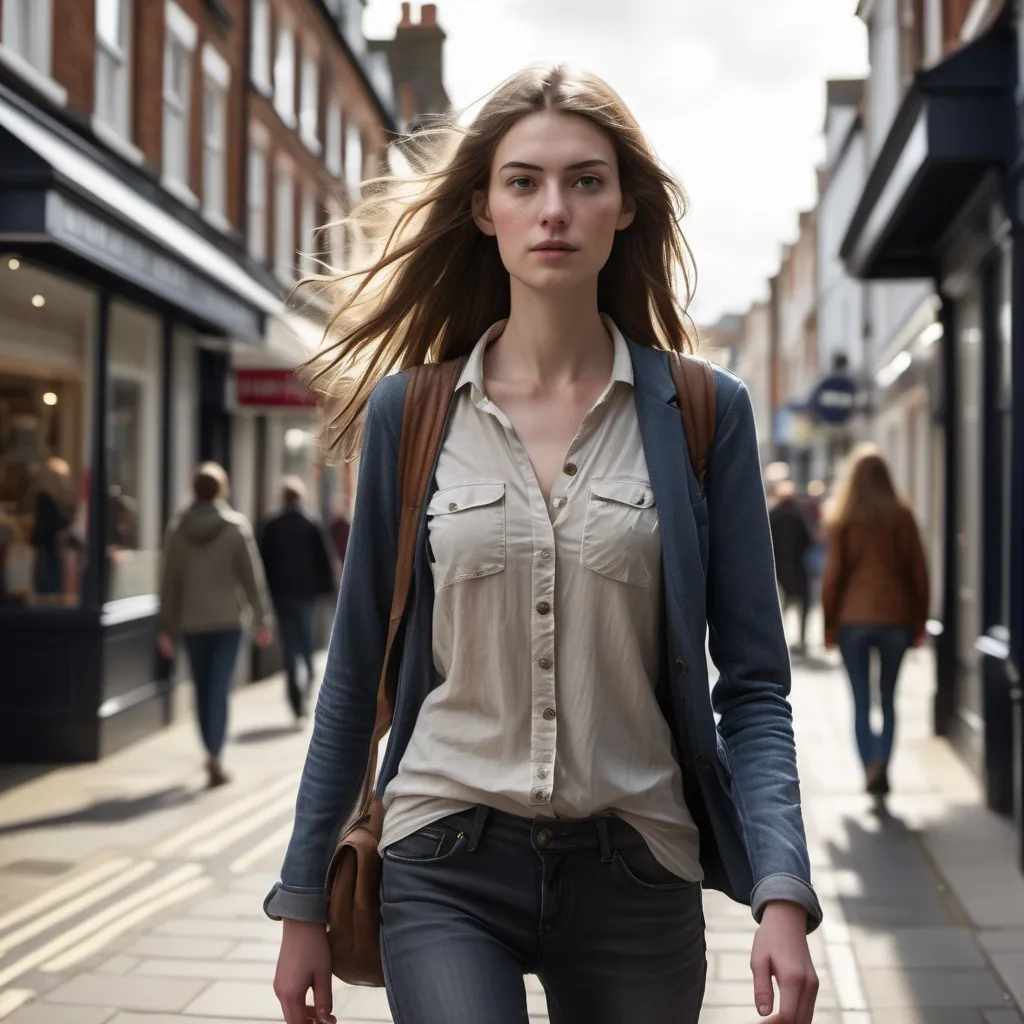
380, 316, 702, 882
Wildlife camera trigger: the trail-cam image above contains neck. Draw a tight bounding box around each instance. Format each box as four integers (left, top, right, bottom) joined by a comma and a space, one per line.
486, 278, 612, 387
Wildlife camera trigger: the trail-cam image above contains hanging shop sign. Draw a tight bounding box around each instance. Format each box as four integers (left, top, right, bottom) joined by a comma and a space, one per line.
235, 369, 316, 408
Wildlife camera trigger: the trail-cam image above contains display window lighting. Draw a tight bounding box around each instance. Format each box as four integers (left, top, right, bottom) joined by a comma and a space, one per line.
42, 392, 58, 407
31, 294, 46, 308
8, 257, 20, 270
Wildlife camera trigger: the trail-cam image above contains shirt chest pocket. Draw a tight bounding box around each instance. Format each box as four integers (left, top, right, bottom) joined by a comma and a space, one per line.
427, 481, 506, 589
580, 478, 660, 588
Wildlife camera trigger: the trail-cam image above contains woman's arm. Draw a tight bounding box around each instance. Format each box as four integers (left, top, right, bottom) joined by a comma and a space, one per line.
705, 378, 822, 932
820, 524, 844, 646
264, 376, 406, 922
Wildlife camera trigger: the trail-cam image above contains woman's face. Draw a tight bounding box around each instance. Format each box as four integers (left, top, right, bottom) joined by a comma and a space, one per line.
472, 110, 635, 293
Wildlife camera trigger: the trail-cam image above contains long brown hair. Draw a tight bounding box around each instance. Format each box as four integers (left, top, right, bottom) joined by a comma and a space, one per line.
301, 63, 698, 461
825, 444, 906, 529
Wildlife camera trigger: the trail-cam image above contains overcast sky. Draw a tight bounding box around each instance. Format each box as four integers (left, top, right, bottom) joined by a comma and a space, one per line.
363, 0, 867, 325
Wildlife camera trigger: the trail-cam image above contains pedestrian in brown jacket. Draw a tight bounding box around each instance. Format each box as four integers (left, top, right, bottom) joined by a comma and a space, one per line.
822, 445, 929, 797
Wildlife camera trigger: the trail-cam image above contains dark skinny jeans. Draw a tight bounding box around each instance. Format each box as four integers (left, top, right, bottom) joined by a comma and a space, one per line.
183, 628, 242, 759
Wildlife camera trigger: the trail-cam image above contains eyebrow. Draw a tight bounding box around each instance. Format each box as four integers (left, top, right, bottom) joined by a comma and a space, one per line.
498, 159, 612, 173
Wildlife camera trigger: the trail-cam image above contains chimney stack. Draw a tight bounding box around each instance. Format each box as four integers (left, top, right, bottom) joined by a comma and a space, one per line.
421, 4, 438, 27
399, 2, 412, 28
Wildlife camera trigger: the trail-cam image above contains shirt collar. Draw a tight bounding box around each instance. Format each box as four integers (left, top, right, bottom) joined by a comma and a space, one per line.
456, 313, 634, 403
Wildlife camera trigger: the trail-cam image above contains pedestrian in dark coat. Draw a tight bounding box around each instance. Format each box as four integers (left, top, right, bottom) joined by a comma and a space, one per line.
258, 477, 336, 721
769, 481, 814, 653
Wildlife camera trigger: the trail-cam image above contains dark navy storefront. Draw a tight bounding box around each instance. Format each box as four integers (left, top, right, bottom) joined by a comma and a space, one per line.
841, 14, 1024, 855
0, 84, 276, 761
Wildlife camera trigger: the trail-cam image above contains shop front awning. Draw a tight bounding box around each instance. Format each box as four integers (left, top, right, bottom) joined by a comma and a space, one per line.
0, 89, 283, 339
840, 20, 1016, 280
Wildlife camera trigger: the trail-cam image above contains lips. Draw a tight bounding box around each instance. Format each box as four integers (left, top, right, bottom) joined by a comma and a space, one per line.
531, 241, 577, 252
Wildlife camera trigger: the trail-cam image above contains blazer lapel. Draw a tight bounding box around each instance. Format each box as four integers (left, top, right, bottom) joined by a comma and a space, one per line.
628, 340, 705, 649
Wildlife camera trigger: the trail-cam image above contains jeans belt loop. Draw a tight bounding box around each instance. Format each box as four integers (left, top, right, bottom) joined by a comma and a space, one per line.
596, 817, 613, 863
466, 804, 489, 852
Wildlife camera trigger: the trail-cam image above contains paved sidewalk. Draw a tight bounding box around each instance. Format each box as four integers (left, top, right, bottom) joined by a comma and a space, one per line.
0, 633, 1022, 1022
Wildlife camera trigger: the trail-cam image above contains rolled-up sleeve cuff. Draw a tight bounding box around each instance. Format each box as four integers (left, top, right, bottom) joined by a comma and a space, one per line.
263, 881, 329, 923
750, 873, 823, 934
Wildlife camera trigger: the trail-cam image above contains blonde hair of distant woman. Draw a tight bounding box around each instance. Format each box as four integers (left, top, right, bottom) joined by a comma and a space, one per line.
301, 63, 698, 461
825, 442, 907, 530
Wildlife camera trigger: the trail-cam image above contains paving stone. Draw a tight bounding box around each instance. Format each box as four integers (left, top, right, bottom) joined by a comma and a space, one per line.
123, 936, 235, 960
866, 1011, 987, 1023
153, 917, 274, 941
984, 932, 1024, 954
860, 967, 1007, 1008
224, 940, 280, 962
990, 954, 1024, 1012
702, 979, 755, 1006
182, 980, 296, 1020
96, 955, 142, 976
4, 1006, 116, 1024
851, 927, 987, 969
698, 1010, 840, 1024
343, 987, 399, 1020
188, 894, 268, 920
43, 973, 208, 1012
705, 931, 755, 952
984, 1011, 1024, 1024
107, 1017, 259, 1024
131, 957, 270, 981
713, 952, 751, 981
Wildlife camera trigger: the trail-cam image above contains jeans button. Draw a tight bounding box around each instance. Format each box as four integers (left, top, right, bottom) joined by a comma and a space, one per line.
695, 755, 711, 769
537, 828, 553, 847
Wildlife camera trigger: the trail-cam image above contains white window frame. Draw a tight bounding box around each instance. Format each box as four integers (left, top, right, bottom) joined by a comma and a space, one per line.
299, 49, 320, 153
247, 142, 268, 262
250, 0, 272, 95
0, 0, 66, 106
273, 21, 296, 129
161, 1, 199, 206
274, 163, 296, 284
94, 0, 132, 140
325, 98, 342, 178
299, 187, 319, 277
345, 121, 363, 200
201, 45, 230, 227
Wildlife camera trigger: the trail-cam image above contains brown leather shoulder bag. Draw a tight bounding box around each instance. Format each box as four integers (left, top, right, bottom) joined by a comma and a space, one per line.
324, 350, 717, 987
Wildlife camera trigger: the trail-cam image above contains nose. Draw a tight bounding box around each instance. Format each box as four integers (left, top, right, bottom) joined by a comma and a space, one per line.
538, 181, 570, 229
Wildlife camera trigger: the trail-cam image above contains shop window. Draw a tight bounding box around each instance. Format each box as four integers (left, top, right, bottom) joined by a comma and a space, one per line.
325, 99, 342, 177
107, 302, 161, 603
300, 188, 319, 277
201, 45, 230, 224
163, 3, 197, 198
248, 144, 268, 262
250, 0, 272, 95
345, 122, 363, 200
299, 51, 320, 152
274, 165, 295, 283
273, 22, 296, 128
0, 376, 86, 607
2, 0, 54, 77
95, 0, 131, 138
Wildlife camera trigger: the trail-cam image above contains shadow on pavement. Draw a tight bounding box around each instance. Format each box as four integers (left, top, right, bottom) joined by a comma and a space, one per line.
232, 725, 303, 745
0, 765, 61, 797
0, 784, 197, 836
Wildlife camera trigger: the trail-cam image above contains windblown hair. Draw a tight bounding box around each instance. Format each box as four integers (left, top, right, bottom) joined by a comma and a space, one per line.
825, 444, 906, 529
300, 63, 698, 461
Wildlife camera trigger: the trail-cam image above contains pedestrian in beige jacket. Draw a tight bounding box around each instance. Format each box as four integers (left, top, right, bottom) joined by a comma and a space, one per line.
157, 462, 273, 787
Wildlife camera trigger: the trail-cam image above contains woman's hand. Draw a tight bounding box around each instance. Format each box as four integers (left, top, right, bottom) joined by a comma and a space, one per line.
750, 901, 818, 1023
274, 919, 336, 1024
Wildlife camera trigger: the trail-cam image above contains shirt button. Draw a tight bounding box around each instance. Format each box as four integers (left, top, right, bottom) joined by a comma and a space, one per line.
553, 497, 566, 509
540, 550, 552, 560
448, 502, 458, 511
537, 827, 553, 846
537, 768, 548, 779
637, 495, 647, 506
536, 601, 551, 616
538, 656, 552, 670
542, 707, 556, 721
563, 462, 578, 476
533, 790, 549, 803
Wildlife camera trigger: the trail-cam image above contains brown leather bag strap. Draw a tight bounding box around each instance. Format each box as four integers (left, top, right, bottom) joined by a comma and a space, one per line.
669, 351, 717, 490
351, 358, 465, 824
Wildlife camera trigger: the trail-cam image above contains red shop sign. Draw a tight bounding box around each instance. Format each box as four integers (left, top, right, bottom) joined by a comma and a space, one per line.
235, 369, 316, 408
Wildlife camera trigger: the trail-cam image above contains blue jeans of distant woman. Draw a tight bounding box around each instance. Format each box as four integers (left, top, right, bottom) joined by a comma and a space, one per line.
837, 625, 913, 771
380, 805, 706, 1024
183, 628, 242, 758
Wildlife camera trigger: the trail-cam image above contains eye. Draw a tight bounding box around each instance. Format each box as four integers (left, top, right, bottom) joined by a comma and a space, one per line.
575, 175, 601, 189
508, 177, 534, 190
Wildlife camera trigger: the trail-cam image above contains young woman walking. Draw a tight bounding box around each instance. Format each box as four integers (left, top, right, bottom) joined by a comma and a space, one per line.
822, 445, 930, 797
267, 65, 821, 1024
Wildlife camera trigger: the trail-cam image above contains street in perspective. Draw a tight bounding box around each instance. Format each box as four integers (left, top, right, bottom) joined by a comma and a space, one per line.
2, 0, 1024, 1022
